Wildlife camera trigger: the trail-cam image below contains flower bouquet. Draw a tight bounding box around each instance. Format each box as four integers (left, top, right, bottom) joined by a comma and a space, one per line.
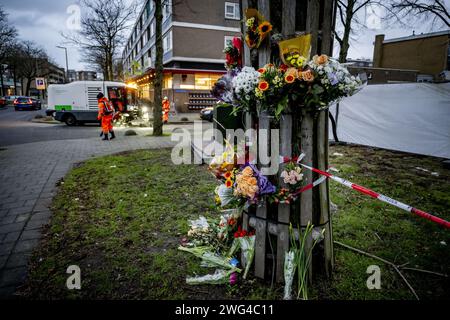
224, 37, 243, 71
279, 34, 312, 68
245, 9, 272, 49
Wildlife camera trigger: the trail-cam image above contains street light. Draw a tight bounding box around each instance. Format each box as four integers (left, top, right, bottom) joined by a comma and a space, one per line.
56, 46, 69, 83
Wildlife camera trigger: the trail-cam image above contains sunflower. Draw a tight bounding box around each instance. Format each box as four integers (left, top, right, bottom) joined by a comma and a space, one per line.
258, 21, 272, 35
258, 80, 269, 91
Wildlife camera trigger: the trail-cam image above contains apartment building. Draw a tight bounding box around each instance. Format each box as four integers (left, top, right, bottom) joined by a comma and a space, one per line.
373, 30, 450, 81
122, 0, 241, 112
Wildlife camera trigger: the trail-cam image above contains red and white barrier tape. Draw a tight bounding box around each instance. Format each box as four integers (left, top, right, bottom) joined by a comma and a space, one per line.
280, 155, 450, 229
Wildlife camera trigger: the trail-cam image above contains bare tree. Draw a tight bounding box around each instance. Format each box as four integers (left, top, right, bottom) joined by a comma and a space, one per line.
388, 0, 449, 28
13, 41, 51, 96
334, 0, 384, 63
63, 0, 136, 81
152, 0, 164, 136
0, 6, 18, 96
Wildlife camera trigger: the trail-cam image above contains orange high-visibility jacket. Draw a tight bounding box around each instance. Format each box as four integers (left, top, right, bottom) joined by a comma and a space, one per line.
162, 100, 170, 112
98, 97, 114, 120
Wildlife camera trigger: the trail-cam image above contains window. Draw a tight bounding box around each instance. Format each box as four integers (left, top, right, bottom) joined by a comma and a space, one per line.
163, 31, 172, 53
224, 36, 234, 49
225, 2, 240, 20
150, 21, 155, 37
163, 0, 172, 22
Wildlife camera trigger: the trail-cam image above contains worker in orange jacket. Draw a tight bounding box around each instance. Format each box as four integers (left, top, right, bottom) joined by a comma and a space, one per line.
162, 96, 170, 124
97, 92, 115, 141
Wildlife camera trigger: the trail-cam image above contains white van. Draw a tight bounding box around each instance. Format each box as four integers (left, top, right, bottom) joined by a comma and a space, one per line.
48, 81, 137, 126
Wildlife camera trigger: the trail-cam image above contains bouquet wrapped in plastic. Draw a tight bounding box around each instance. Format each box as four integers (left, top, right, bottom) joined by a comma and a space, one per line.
186, 269, 236, 285
245, 9, 272, 49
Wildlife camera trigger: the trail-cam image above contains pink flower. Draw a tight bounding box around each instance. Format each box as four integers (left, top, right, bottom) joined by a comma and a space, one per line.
229, 273, 238, 285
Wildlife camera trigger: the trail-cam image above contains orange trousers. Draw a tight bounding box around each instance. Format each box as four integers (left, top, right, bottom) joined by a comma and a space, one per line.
163, 111, 169, 123
101, 115, 113, 134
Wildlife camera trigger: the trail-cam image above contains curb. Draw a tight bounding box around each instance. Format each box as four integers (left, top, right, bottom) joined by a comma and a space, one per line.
31, 119, 60, 124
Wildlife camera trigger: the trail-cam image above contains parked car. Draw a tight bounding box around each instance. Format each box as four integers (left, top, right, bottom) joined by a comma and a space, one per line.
0, 97, 6, 108
14, 97, 42, 111
5, 96, 20, 105
200, 107, 214, 122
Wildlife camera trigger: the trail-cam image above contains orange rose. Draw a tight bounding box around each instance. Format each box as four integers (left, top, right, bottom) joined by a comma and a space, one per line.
241, 166, 254, 177
284, 74, 295, 84
225, 179, 233, 188
301, 70, 315, 82
285, 67, 299, 78
314, 54, 328, 65
258, 68, 266, 74
258, 81, 269, 91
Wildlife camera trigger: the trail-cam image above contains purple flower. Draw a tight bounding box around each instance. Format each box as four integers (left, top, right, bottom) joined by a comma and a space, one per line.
328, 72, 339, 86
211, 74, 234, 103
229, 273, 238, 285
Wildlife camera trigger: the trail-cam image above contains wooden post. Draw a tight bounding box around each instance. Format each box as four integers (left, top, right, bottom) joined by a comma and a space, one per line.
255, 111, 270, 279
318, 0, 334, 277
253, 0, 271, 280
275, 0, 296, 283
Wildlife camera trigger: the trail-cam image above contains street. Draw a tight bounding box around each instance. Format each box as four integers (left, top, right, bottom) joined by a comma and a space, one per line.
0, 107, 144, 147
0, 106, 212, 295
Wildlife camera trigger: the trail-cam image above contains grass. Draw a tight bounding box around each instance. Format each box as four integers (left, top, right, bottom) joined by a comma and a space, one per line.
18, 146, 450, 300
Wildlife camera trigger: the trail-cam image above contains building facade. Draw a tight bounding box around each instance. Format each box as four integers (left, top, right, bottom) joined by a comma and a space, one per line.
77, 71, 97, 81
122, 0, 241, 112
373, 30, 450, 81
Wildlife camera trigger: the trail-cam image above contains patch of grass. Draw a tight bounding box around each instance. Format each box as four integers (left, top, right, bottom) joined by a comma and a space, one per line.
19, 146, 450, 300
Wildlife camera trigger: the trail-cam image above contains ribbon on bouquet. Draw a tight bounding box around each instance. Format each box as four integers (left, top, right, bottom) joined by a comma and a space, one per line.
280, 154, 450, 229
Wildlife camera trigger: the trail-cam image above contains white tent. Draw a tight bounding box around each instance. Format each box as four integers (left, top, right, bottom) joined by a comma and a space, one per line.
329, 83, 450, 159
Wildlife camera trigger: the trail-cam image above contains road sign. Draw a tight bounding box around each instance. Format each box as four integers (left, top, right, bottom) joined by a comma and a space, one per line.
36, 78, 46, 90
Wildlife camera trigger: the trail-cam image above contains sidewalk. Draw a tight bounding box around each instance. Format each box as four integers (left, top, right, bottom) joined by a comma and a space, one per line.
0, 135, 175, 296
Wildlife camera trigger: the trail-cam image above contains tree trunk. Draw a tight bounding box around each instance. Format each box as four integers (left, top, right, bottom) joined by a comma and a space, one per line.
0, 65, 4, 97
25, 78, 32, 96
338, 1, 354, 63
152, 0, 164, 136
12, 65, 17, 95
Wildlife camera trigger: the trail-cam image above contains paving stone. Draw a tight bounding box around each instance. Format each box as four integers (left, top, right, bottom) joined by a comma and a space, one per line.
6, 206, 34, 217
0, 267, 27, 287
0, 215, 16, 226
15, 213, 30, 223
0, 222, 25, 235
19, 229, 42, 241
0, 201, 25, 210
0, 286, 16, 297
5, 253, 30, 269
24, 199, 37, 207
1, 231, 21, 244
0, 242, 15, 256
0, 255, 8, 269
13, 239, 40, 254
24, 219, 48, 231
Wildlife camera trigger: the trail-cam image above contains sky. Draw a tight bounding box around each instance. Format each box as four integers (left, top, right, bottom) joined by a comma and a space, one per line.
1, 0, 449, 72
